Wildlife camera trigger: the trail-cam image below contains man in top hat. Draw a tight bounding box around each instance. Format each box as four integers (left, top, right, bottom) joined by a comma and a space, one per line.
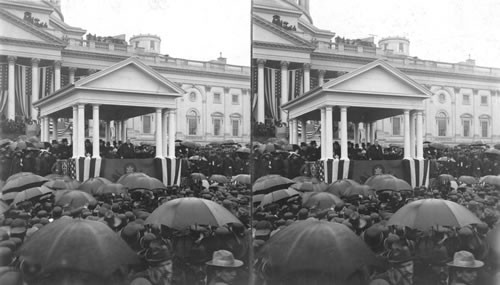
446, 250, 483, 285
206, 250, 243, 285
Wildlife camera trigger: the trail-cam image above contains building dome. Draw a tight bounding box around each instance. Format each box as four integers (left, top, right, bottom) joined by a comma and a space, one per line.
129, 34, 162, 54
378, 36, 410, 56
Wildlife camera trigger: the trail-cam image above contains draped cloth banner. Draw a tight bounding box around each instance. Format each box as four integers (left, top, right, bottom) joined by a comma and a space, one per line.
70, 157, 181, 186
15, 64, 30, 118
314, 159, 430, 187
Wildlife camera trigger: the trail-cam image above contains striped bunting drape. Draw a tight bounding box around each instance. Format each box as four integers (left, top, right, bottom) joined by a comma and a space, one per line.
0, 63, 8, 115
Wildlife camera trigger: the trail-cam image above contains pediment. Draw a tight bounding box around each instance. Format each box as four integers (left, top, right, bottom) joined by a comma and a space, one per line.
253, 14, 314, 49
323, 60, 431, 97
76, 57, 184, 97
0, 16, 50, 43
253, 24, 298, 46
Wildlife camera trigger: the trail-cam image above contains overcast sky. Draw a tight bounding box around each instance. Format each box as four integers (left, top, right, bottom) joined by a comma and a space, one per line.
60, 0, 251, 66
310, 0, 500, 68
60, 0, 500, 69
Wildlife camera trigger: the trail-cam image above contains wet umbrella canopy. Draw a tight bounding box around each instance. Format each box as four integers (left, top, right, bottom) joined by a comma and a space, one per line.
118, 174, 166, 191
11, 186, 54, 206
326, 179, 360, 196
1, 172, 48, 197
364, 175, 412, 192
253, 175, 295, 195
18, 217, 140, 275
54, 190, 97, 211
231, 174, 251, 185
257, 219, 378, 281
260, 188, 301, 208
388, 198, 482, 230
78, 177, 112, 194
302, 192, 344, 210
145, 197, 242, 229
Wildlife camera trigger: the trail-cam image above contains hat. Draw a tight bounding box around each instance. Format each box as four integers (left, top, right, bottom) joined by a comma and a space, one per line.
387, 246, 414, 264
206, 250, 243, 268
445, 250, 485, 269
145, 244, 172, 265
425, 246, 451, 265
254, 220, 272, 237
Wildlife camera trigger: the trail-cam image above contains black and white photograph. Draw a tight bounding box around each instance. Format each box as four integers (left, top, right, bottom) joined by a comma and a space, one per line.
0, 0, 499, 285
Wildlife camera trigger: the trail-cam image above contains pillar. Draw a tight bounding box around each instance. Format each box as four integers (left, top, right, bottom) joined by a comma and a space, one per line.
257, 59, 266, 123
122, 120, 127, 142
416, 111, 424, 159
31, 58, 40, 119
116, 121, 121, 143
40, 116, 46, 141
162, 110, 169, 156
403, 110, 411, 159
7, 56, 16, 120
318, 70, 325, 86
280, 61, 289, 122
54, 60, 61, 91
410, 112, 416, 158
320, 108, 326, 159
325, 106, 333, 159
72, 105, 78, 158
303, 63, 311, 92
168, 109, 176, 158
300, 119, 307, 144
50, 117, 57, 142
155, 108, 163, 157
340, 106, 348, 159
354, 123, 359, 145
92, 105, 100, 158
364, 122, 369, 144
69, 67, 76, 84
77, 104, 85, 157
370, 122, 376, 143
105, 121, 110, 142
291, 119, 298, 144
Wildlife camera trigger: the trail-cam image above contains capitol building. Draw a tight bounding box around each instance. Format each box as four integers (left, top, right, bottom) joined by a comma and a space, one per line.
252, 0, 500, 147
0, 0, 250, 144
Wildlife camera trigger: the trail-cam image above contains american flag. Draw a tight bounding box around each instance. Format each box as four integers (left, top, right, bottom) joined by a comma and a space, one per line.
15, 64, 31, 118
0, 63, 8, 115
68, 158, 77, 180
40, 66, 53, 98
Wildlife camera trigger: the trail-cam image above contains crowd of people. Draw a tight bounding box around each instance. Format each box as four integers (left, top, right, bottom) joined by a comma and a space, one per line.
0, 135, 499, 284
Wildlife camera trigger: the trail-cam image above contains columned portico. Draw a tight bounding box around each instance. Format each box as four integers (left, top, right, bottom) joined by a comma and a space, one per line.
257, 59, 266, 123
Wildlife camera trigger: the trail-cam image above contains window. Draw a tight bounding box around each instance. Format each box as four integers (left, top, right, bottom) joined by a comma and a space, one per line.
481, 121, 488, 137
213, 93, 221, 104
481, 95, 488, 105
135, 42, 139, 48
463, 94, 470, 105
150, 40, 155, 50
463, 120, 471, 137
143, 115, 151, 134
186, 110, 199, 135
189, 91, 197, 102
398, 43, 404, 52
232, 94, 239, 105
232, 119, 239, 136
213, 118, 222, 136
438, 93, 446, 104
392, 116, 401, 135
436, 112, 447, 137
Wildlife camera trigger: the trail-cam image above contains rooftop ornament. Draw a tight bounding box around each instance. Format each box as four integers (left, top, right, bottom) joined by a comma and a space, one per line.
23, 12, 48, 28
85, 33, 127, 45
335, 36, 375, 48
272, 15, 296, 31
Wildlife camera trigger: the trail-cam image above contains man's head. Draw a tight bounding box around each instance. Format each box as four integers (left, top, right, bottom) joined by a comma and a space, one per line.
447, 251, 483, 285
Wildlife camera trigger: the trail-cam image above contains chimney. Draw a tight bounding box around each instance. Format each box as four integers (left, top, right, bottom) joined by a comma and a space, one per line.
217, 52, 227, 64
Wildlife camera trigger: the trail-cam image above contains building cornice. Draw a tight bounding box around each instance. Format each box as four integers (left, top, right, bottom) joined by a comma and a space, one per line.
254, 40, 315, 52
0, 0, 53, 14
0, 36, 64, 49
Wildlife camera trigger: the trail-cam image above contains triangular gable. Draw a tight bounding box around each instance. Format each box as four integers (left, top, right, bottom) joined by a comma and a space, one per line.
322, 60, 432, 97
76, 57, 184, 96
253, 0, 313, 23
0, 8, 65, 45
253, 14, 315, 49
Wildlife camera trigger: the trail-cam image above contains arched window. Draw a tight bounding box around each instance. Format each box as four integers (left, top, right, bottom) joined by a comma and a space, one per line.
211, 112, 224, 136
460, 113, 473, 137
186, 109, 199, 136
435, 111, 448, 137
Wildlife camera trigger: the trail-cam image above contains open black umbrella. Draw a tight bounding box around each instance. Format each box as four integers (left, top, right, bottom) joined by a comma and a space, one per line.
54, 190, 97, 211
253, 175, 295, 195
117, 174, 166, 191
78, 177, 112, 194
2, 173, 48, 203
18, 217, 140, 276
302, 192, 344, 210
257, 219, 378, 281
326, 179, 360, 196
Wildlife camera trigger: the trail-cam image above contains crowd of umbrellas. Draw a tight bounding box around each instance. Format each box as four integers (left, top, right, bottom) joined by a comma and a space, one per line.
0, 169, 499, 284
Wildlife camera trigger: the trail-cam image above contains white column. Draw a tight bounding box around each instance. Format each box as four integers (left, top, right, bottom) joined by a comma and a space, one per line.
320, 108, 326, 159
116, 121, 121, 143
72, 106, 78, 158
7, 56, 16, 120
155, 108, 163, 157
410, 112, 416, 158
403, 110, 411, 159
370, 122, 376, 143
291, 119, 299, 144
31, 58, 40, 119
340, 106, 349, 159
69, 67, 76, 84
122, 120, 127, 142
92, 105, 100, 158
77, 104, 85, 157
162, 110, 169, 156
354, 123, 359, 145
105, 121, 110, 142
257, 59, 266, 123
40, 116, 46, 141
318, 70, 325, 86
280, 61, 289, 122
168, 109, 176, 158
300, 119, 307, 144
364, 122, 369, 144
50, 117, 57, 142
325, 106, 334, 159
416, 111, 424, 159
303, 63, 311, 93
54, 61, 61, 90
